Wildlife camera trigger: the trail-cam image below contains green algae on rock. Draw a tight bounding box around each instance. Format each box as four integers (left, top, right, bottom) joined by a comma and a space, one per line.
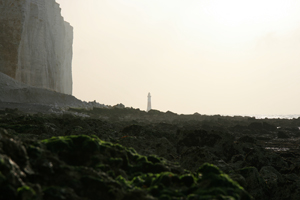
1, 108, 300, 199
0, 132, 252, 200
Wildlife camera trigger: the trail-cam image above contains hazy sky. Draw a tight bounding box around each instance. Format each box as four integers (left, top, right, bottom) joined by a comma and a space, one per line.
56, 0, 300, 115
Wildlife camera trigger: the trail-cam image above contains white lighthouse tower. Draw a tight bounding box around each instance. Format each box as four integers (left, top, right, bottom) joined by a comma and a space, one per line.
147, 92, 151, 112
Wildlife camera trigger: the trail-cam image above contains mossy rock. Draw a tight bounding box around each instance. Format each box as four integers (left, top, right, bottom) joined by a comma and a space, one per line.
0, 130, 253, 200
41, 135, 102, 166
17, 186, 36, 200
42, 135, 100, 154
155, 172, 174, 187
197, 163, 222, 176
180, 174, 195, 187
194, 163, 253, 200
147, 155, 161, 164
40, 136, 252, 199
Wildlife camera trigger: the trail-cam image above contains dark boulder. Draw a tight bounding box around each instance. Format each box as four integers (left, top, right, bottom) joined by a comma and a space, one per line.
238, 136, 257, 144
277, 131, 290, 139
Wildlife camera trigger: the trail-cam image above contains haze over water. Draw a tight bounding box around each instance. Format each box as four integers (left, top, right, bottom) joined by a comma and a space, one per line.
56, 0, 300, 116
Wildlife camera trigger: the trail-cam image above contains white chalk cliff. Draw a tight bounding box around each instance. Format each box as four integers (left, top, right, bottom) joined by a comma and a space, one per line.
0, 0, 73, 95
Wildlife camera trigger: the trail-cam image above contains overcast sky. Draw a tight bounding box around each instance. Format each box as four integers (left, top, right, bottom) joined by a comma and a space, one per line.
56, 0, 300, 115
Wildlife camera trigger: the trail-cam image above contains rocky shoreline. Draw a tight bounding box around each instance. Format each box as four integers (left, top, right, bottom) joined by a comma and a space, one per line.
1, 107, 300, 199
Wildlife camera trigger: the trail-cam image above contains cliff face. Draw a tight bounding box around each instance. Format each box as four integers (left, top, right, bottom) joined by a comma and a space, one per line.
0, 0, 73, 95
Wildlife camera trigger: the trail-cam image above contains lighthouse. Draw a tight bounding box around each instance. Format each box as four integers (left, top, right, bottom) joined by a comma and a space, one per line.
147, 92, 151, 112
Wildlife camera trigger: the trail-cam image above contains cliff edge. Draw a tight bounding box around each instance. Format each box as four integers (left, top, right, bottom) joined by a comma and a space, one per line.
0, 0, 73, 95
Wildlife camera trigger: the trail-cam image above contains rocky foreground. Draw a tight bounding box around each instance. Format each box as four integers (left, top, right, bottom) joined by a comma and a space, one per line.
1, 107, 300, 199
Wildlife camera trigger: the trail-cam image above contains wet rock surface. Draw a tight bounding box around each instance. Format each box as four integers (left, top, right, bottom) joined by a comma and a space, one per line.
1, 107, 300, 199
